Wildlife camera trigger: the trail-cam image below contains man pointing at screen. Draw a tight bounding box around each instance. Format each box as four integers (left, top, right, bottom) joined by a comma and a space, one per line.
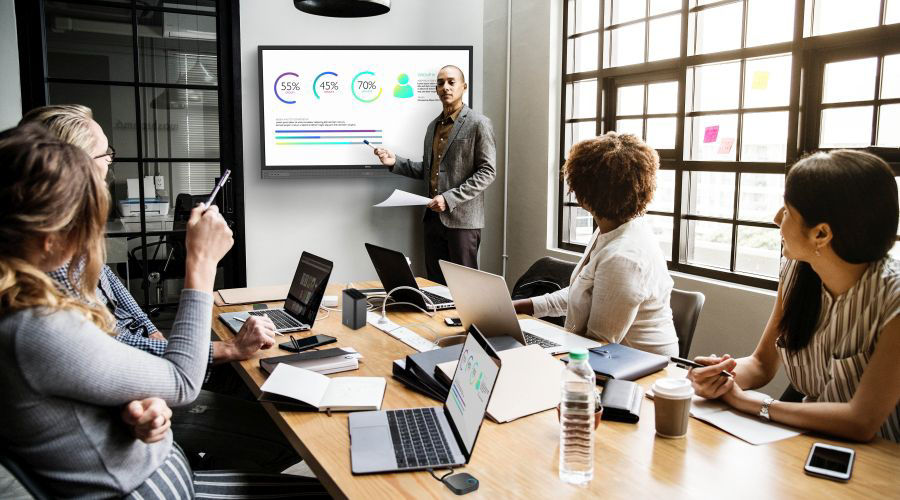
374, 65, 496, 284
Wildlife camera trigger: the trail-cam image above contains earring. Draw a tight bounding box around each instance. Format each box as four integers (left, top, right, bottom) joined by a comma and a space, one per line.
815, 247, 821, 257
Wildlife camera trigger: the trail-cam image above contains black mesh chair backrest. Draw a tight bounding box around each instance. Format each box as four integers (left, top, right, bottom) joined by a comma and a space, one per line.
511, 257, 577, 327
670, 288, 705, 358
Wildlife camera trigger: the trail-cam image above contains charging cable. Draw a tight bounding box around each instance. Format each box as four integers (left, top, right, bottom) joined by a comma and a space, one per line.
378, 286, 436, 323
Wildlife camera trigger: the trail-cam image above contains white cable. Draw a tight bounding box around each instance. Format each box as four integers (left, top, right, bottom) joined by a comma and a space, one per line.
379, 286, 436, 324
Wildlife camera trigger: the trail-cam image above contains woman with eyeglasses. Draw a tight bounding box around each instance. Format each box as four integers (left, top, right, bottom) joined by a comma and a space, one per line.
19, 105, 304, 473
0, 124, 327, 497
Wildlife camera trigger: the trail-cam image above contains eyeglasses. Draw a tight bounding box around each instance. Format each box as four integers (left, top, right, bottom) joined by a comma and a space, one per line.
93, 145, 116, 163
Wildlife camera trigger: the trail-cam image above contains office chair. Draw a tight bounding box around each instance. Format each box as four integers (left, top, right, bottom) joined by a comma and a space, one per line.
511, 256, 576, 327
670, 289, 705, 358
0, 449, 51, 500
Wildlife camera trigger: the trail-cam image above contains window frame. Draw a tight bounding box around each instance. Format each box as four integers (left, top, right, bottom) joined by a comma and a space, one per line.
558, 0, 900, 290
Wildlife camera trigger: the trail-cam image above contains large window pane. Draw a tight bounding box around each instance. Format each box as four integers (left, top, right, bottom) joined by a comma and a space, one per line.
687, 114, 739, 161
646, 117, 677, 149
569, 79, 598, 119
820, 107, 873, 148
738, 174, 784, 222
690, 62, 740, 112
140, 88, 220, 158
48, 82, 138, 157
609, 23, 646, 67
645, 214, 674, 261
741, 111, 788, 162
650, 0, 681, 15
574, 0, 601, 34
823, 58, 877, 103
615, 118, 644, 137
743, 55, 792, 108
647, 81, 678, 114
617, 84, 645, 115
44, 2, 134, 81
811, 0, 880, 36
693, 3, 743, 55
877, 104, 900, 147
147, 161, 219, 199
648, 169, 676, 213
888, 0, 900, 24
746, 0, 794, 47
611, 0, 646, 24
689, 172, 735, 219
564, 204, 594, 245
736, 226, 781, 277
569, 33, 600, 73
687, 220, 732, 269
882, 54, 900, 99
565, 121, 598, 154
648, 15, 681, 62
138, 10, 218, 85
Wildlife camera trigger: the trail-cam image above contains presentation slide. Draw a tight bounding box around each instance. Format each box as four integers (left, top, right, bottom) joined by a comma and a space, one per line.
258, 46, 471, 173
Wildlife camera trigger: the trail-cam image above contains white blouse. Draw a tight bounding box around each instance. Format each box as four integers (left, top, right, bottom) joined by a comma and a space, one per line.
531, 217, 679, 356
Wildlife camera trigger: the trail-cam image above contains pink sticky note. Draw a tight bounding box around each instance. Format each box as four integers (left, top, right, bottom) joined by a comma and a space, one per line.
703, 126, 719, 143
718, 137, 735, 154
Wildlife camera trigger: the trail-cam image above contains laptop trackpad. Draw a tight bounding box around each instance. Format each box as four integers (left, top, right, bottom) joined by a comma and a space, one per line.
350, 412, 396, 472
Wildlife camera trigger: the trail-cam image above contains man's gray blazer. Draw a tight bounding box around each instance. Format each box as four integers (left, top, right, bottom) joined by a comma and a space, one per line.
392, 105, 497, 229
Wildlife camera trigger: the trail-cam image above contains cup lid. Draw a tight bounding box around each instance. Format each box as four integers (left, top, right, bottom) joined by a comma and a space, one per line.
652, 377, 694, 399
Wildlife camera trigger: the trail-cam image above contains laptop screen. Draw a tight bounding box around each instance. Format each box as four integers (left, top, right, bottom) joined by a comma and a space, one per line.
283, 252, 333, 324
445, 326, 501, 456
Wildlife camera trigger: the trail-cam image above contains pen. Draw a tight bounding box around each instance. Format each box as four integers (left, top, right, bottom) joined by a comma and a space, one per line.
234, 316, 246, 323
203, 169, 231, 211
362, 139, 377, 149
670, 356, 734, 378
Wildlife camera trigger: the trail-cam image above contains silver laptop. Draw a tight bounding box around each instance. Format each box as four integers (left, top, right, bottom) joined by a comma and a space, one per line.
349, 325, 501, 474
439, 260, 602, 355
218, 252, 333, 334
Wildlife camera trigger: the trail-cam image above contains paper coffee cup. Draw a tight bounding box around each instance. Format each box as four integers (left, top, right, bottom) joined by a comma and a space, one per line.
652, 377, 694, 439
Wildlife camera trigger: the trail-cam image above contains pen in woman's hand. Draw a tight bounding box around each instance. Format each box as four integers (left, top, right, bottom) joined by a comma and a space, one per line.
670, 356, 734, 378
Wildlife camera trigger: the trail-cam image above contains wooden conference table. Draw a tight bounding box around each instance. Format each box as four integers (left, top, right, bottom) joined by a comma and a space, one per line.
212, 279, 899, 499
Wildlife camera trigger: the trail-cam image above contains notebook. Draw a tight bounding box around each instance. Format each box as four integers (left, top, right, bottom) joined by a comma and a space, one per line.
563, 343, 668, 382
259, 363, 385, 412
259, 347, 362, 375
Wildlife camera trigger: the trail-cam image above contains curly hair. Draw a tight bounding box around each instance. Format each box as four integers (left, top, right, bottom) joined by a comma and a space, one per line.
563, 132, 658, 223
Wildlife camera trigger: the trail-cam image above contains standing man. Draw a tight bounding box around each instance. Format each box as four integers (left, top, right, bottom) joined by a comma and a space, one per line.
374, 65, 497, 284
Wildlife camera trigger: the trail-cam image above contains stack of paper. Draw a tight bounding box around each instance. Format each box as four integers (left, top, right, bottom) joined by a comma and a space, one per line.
259, 347, 362, 375
688, 391, 805, 445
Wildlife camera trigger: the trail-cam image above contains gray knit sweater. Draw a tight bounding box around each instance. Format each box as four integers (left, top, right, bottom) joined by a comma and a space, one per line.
0, 289, 212, 498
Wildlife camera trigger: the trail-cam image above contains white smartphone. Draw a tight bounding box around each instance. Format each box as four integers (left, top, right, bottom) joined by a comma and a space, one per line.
804, 442, 854, 482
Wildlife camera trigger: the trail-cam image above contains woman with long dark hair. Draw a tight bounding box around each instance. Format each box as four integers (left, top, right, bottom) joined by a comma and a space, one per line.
689, 150, 900, 442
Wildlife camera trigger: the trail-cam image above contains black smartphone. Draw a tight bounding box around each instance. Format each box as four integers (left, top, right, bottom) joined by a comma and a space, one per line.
444, 317, 463, 327
278, 334, 337, 353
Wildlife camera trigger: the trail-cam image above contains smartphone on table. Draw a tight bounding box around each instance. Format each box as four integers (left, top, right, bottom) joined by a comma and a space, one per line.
278, 334, 337, 353
804, 442, 854, 482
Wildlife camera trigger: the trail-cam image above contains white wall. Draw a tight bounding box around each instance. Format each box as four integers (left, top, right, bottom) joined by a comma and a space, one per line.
500, 0, 789, 395
240, 1, 503, 286
0, 0, 22, 130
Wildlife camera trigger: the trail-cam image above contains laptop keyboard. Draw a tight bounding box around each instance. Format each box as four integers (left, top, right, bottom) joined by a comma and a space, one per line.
523, 331, 561, 349
387, 408, 453, 469
247, 309, 304, 331
422, 290, 453, 306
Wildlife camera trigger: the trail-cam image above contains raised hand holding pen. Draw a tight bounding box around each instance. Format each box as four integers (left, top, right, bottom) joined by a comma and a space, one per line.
372, 145, 396, 167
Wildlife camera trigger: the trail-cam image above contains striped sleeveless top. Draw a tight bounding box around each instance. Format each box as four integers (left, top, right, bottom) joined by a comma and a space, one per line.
777, 257, 900, 442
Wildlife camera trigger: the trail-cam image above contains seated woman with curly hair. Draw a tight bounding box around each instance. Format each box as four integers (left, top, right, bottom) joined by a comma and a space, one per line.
514, 132, 678, 356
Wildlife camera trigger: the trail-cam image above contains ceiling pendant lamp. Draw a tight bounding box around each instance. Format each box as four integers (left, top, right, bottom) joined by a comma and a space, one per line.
293, 0, 391, 18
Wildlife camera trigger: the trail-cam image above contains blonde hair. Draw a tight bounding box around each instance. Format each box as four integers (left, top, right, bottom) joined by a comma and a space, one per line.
0, 124, 114, 333
19, 104, 97, 153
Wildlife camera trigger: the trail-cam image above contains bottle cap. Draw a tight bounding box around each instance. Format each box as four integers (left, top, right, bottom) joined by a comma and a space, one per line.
569, 348, 588, 361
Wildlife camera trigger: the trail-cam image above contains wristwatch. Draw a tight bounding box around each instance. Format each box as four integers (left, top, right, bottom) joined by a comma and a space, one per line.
759, 397, 775, 420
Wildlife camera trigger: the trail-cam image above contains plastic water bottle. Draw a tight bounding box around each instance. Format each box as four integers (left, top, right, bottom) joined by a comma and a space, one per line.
559, 348, 595, 485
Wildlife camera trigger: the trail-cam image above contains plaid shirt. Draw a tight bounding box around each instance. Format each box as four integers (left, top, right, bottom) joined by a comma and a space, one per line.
47, 261, 215, 371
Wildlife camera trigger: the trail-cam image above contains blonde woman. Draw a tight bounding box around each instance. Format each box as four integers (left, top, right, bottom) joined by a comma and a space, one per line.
0, 125, 325, 497
20, 105, 301, 472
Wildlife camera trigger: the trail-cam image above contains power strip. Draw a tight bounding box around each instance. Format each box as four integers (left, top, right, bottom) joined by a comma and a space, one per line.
366, 312, 437, 352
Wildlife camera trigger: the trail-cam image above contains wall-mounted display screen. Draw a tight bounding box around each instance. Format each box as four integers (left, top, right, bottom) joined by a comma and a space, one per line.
258, 46, 472, 177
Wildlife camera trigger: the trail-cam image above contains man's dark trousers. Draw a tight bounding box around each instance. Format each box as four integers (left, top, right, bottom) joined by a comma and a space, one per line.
423, 210, 481, 284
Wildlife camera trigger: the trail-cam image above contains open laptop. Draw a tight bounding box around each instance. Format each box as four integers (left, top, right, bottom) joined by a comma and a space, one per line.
218, 252, 333, 334
364, 243, 454, 311
349, 324, 501, 474
439, 260, 602, 355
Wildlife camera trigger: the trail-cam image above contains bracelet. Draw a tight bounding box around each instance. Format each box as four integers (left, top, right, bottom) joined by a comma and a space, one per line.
759, 397, 775, 421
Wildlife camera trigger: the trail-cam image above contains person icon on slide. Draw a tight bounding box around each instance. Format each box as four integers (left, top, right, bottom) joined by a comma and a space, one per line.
393, 73, 414, 98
